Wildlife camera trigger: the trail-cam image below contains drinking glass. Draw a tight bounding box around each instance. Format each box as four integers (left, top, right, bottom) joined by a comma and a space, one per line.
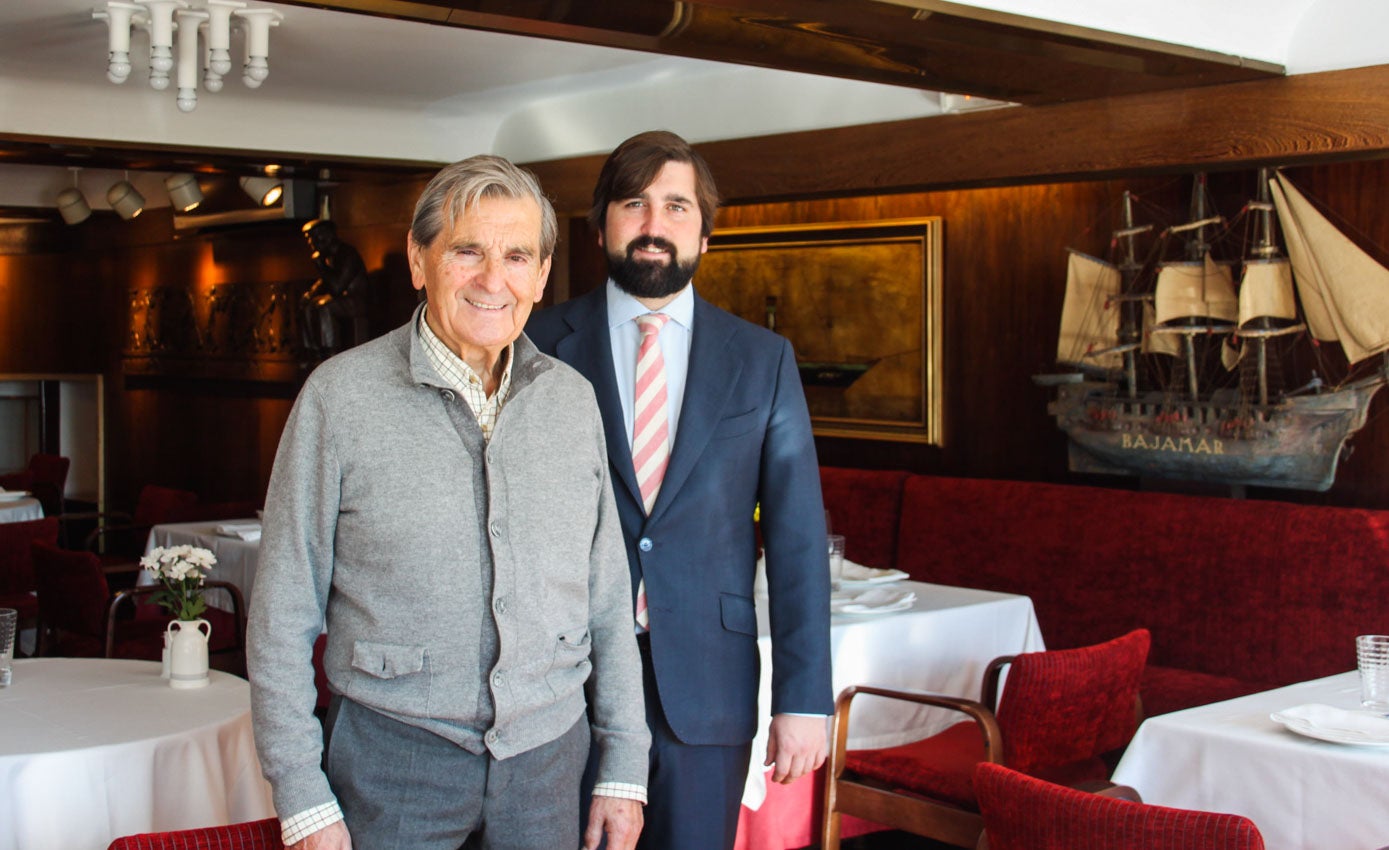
827, 534, 846, 590
1358, 634, 1389, 711
0, 607, 16, 688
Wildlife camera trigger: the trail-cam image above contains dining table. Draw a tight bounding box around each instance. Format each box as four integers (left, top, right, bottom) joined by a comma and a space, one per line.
146, 520, 263, 611
735, 579, 1047, 850
0, 657, 275, 850
1112, 671, 1389, 850
0, 494, 42, 524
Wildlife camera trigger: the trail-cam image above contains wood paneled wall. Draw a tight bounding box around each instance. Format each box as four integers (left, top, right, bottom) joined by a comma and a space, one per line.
0, 177, 425, 511
4, 134, 1389, 511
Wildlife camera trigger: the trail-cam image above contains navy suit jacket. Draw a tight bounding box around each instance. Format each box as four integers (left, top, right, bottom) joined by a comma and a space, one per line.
526, 286, 833, 746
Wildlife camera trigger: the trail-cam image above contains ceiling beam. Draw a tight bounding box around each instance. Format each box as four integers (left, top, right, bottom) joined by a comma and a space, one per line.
276, 0, 1282, 104
525, 64, 1389, 212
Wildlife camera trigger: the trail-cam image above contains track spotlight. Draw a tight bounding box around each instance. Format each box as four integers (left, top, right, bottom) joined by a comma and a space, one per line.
165, 173, 203, 212
240, 175, 283, 206
56, 170, 93, 225
108, 176, 146, 220
57, 188, 93, 224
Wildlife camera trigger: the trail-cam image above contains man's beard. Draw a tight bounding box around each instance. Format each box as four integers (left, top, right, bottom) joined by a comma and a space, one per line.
608, 236, 700, 300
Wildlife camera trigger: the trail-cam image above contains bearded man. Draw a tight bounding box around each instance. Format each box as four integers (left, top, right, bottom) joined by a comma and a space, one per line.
526, 130, 832, 850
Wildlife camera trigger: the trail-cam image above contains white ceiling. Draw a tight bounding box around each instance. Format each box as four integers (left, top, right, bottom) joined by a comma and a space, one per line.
0, 0, 1386, 211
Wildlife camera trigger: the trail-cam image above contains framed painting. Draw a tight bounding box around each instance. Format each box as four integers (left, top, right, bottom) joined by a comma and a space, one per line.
698, 217, 942, 444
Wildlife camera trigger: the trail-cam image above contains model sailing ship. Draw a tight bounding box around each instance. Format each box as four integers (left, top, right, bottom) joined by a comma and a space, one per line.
1036, 169, 1389, 491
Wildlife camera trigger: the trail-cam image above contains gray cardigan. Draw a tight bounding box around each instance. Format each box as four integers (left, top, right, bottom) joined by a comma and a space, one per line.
247, 311, 649, 819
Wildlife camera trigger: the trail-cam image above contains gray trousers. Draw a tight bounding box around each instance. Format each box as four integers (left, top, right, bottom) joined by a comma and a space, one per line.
326, 697, 589, 850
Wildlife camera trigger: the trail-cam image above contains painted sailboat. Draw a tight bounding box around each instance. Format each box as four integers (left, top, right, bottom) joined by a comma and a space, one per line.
1036, 170, 1389, 491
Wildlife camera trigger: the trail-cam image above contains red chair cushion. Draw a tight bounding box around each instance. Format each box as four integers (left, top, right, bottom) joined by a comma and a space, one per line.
975, 762, 1266, 850
845, 721, 1110, 809
846, 720, 986, 807
106, 817, 284, 849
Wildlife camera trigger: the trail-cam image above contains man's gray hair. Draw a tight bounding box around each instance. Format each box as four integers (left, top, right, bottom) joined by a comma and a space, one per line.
409, 154, 558, 258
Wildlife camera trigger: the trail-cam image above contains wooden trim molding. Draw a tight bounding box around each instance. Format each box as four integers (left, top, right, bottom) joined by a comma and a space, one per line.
525, 63, 1389, 211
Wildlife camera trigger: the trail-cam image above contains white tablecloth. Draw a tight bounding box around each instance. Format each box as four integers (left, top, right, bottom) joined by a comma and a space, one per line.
0, 497, 42, 524
744, 580, 1045, 808
1112, 672, 1389, 850
0, 658, 274, 850
147, 521, 263, 611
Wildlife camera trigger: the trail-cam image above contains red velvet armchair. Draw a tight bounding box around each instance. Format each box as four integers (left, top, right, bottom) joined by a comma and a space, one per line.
0, 516, 59, 645
974, 762, 1265, 850
822, 628, 1150, 849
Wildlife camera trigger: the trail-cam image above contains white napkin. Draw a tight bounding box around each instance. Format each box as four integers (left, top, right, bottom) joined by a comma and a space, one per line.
840, 558, 909, 584
832, 587, 917, 615
214, 521, 262, 541
1272, 703, 1389, 742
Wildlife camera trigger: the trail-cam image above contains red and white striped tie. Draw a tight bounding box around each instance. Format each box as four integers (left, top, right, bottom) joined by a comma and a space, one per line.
632, 312, 670, 630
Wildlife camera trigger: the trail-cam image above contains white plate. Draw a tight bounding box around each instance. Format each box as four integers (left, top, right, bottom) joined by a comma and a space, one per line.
831, 588, 917, 616
1271, 705, 1389, 746
838, 563, 910, 587
0, 491, 31, 502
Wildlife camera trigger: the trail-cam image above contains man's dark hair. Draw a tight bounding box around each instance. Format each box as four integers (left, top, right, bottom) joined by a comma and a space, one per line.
587, 130, 720, 239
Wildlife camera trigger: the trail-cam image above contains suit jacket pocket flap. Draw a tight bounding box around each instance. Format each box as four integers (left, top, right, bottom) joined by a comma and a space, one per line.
712, 407, 761, 440
351, 640, 426, 679
719, 593, 758, 636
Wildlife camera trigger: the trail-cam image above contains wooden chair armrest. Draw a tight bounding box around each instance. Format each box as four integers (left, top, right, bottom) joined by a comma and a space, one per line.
102, 561, 143, 575
981, 655, 1016, 708
1077, 777, 1144, 800
828, 684, 1005, 777
103, 580, 247, 658
60, 509, 132, 522
83, 520, 148, 551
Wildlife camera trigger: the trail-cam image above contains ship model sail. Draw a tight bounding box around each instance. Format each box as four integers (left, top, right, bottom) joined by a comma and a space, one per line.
1038, 170, 1389, 491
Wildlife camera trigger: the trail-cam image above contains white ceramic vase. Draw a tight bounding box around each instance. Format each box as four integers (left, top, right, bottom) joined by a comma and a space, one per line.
167, 618, 211, 689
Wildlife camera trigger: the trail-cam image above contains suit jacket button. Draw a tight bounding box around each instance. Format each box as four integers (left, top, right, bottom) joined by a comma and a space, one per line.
638, 537, 653, 552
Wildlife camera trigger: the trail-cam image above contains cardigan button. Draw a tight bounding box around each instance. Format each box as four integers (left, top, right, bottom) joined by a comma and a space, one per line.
440, 389, 455, 402
638, 537, 653, 552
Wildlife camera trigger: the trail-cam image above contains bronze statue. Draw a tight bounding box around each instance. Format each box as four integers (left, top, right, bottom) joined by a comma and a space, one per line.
300, 219, 369, 356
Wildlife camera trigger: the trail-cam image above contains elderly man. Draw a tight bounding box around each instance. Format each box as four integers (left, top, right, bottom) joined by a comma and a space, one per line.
247, 154, 649, 850
527, 130, 832, 850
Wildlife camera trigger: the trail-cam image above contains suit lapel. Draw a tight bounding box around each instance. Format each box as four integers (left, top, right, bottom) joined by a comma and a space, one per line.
554, 289, 644, 508
649, 293, 741, 524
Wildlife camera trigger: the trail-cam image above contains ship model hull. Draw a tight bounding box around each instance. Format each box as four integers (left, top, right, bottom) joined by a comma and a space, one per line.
1050, 378, 1382, 491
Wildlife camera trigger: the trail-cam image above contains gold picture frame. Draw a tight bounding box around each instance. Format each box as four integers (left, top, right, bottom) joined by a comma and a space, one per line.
698, 217, 942, 444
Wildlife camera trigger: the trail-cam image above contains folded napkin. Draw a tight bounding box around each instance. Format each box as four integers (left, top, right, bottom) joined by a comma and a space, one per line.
1271, 703, 1389, 743
831, 587, 917, 615
840, 558, 909, 584
214, 521, 262, 541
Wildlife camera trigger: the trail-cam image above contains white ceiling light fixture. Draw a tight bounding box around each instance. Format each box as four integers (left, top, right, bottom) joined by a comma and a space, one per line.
233, 7, 283, 89
56, 169, 93, 225
240, 175, 282, 207
165, 173, 203, 212
138, 0, 184, 92
91, 1, 143, 84
108, 173, 146, 220
175, 8, 209, 111
202, 0, 245, 93
89, 0, 284, 111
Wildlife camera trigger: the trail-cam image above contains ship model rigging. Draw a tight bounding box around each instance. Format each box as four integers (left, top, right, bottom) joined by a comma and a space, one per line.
1036, 169, 1389, 491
